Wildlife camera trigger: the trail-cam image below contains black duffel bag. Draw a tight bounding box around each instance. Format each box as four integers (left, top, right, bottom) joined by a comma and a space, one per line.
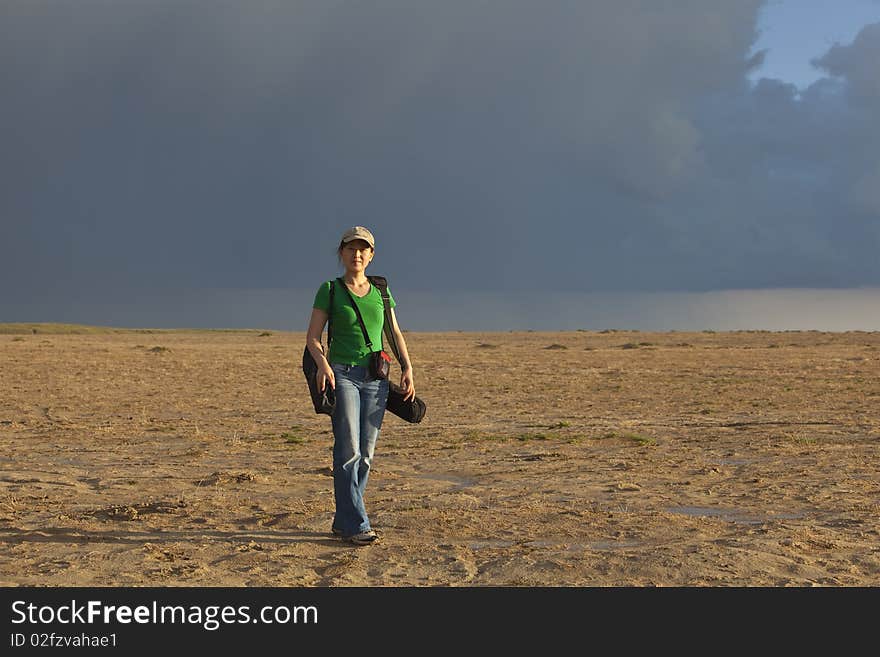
386, 381, 426, 424
302, 279, 336, 415
302, 345, 335, 415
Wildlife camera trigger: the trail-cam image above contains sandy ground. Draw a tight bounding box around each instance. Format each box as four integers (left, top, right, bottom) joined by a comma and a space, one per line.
0, 325, 878, 587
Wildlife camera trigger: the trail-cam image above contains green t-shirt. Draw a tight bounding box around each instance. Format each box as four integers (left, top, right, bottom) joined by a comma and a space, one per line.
313, 278, 396, 366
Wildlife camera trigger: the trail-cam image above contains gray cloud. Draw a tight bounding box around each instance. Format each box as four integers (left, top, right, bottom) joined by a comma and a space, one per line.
814, 22, 880, 104
1, 1, 878, 328
813, 23, 880, 217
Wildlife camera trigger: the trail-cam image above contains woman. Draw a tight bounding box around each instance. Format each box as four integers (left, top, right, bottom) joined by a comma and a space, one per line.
305, 226, 416, 545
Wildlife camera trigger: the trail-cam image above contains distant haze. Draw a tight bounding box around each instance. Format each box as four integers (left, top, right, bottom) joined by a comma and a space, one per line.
7, 286, 880, 333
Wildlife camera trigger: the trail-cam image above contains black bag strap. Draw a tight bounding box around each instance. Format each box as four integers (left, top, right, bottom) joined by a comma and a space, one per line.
368, 275, 401, 362
336, 277, 373, 349
326, 279, 335, 349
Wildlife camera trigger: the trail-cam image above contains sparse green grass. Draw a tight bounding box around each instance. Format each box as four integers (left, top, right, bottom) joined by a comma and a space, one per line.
623, 432, 657, 446
562, 435, 593, 444
461, 429, 555, 442
462, 430, 507, 441
600, 431, 657, 445
516, 432, 549, 441
788, 435, 818, 445
281, 425, 306, 445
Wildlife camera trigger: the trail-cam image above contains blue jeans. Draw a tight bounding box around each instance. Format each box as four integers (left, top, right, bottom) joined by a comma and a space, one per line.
330, 364, 389, 536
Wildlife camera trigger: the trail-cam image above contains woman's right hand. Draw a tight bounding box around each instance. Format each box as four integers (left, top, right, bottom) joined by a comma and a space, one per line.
318, 364, 335, 392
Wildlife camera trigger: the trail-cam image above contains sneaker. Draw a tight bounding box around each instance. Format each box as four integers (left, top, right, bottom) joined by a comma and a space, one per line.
331, 526, 343, 537
344, 529, 379, 545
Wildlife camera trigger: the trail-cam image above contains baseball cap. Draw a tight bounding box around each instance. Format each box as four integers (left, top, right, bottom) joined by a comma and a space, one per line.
340, 226, 375, 248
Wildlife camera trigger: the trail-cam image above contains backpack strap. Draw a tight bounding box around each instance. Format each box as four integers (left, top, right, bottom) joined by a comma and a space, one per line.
368, 275, 401, 362
326, 279, 335, 348
336, 278, 373, 350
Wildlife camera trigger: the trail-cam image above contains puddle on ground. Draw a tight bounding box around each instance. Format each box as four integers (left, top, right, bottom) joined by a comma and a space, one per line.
716, 458, 756, 466
589, 540, 642, 551
526, 539, 583, 551
666, 506, 805, 525
468, 539, 516, 549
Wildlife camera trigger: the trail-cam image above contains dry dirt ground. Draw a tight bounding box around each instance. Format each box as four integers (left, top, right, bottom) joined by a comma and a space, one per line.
1, 325, 878, 587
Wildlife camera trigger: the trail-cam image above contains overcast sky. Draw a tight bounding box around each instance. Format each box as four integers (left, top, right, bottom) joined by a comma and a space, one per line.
2, 1, 879, 330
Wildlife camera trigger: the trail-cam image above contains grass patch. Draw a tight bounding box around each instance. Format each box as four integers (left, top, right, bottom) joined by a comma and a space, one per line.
600, 431, 657, 445
462, 430, 507, 441
461, 429, 556, 442
516, 432, 550, 441
281, 425, 306, 444
788, 435, 818, 445
622, 432, 656, 446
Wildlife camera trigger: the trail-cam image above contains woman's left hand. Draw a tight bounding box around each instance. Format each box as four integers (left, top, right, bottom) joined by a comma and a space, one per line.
400, 368, 415, 401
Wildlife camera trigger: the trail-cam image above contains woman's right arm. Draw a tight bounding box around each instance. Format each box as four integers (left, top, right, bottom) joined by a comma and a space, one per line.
306, 307, 335, 391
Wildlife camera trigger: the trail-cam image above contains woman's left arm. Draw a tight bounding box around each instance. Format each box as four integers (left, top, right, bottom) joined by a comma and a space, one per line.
388, 307, 415, 400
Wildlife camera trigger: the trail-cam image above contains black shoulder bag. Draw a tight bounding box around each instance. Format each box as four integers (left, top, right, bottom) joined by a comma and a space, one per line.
367, 275, 427, 424
302, 280, 336, 415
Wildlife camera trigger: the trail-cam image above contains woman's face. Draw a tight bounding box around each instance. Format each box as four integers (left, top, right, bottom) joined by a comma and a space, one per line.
341, 239, 373, 273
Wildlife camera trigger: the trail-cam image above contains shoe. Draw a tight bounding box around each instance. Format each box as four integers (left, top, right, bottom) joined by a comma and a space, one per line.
331, 526, 343, 537
344, 529, 379, 545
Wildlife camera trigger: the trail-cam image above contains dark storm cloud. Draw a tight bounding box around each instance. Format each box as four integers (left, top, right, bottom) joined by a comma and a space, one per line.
1, 1, 878, 326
